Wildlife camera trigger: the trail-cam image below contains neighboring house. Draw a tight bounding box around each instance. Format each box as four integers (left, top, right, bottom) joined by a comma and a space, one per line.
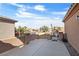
63, 3, 79, 53
0, 16, 23, 46
0, 16, 17, 40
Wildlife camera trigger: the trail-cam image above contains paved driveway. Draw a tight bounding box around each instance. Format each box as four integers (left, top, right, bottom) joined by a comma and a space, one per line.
0, 39, 70, 56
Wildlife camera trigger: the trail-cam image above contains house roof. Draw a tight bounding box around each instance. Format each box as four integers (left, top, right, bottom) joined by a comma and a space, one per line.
0, 16, 17, 23
63, 3, 78, 22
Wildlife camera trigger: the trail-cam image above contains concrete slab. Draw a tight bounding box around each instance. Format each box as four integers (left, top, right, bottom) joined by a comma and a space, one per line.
34, 40, 70, 56
0, 39, 70, 56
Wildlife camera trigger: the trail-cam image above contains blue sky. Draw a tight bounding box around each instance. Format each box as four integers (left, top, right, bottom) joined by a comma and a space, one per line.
0, 3, 71, 29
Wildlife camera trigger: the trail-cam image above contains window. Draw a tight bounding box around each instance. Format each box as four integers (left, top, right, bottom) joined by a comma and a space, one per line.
77, 16, 79, 20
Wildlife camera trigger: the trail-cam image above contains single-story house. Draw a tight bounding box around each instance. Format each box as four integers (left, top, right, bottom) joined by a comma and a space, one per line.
0, 16, 23, 46
0, 16, 17, 40
63, 3, 79, 53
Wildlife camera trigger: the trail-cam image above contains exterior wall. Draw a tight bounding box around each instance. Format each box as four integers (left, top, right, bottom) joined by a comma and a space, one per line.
65, 10, 79, 53
64, 4, 79, 22
0, 21, 15, 40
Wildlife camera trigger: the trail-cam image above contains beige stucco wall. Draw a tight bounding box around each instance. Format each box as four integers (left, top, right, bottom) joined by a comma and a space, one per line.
65, 10, 79, 53
0, 21, 15, 40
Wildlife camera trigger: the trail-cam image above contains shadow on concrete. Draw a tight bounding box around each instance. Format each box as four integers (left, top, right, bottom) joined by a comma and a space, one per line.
0, 41, 16, 54
18, 34, 39, 44
64, 42, 79, 56
17, 33, 51, 45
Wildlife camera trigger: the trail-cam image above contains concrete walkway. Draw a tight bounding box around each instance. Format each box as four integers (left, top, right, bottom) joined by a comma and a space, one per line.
0, 39, 70, 56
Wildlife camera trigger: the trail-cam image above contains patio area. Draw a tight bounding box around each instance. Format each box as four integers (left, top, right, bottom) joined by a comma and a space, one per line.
0, 39, 70, 56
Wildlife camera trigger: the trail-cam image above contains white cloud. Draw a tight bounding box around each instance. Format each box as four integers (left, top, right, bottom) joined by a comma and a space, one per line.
16, 10, 53, 20
64, 7, 69, 11
10, 3, 28, 12
10, 3, 30, 13
10, 3, 47, 12
52, 11, 67, 15
13, 4, 63, 28
15, 18, 64, 29
15, 7, 64, 29
0, 4, 2, 9
34, 5, 46, 11
16, 10, 37, 18
16, 6, 50, 20
18, 7, 26, 11
9, 3, 23, 8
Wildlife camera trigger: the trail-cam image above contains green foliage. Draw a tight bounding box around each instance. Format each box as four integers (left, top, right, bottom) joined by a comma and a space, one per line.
40, 26, 49, 32
57, 27, 61, 31
15, 26, 30, 36
53, 26, 61, 31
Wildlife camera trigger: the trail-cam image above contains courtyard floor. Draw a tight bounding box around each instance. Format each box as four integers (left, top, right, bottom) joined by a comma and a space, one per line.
0, 39, 70, 56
